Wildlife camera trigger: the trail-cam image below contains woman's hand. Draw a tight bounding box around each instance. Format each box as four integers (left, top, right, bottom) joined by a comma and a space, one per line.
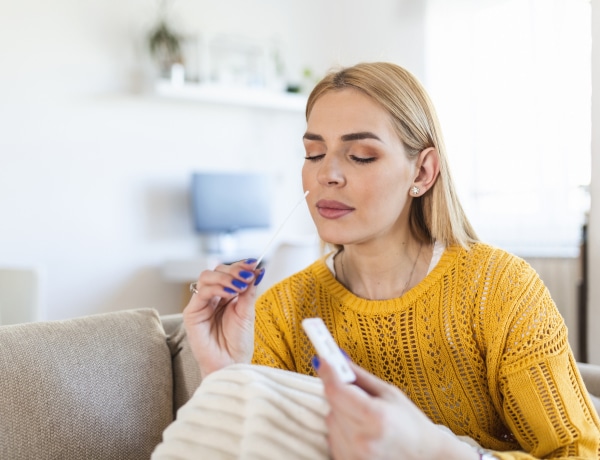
315, 358, 479, 460
183, 258, 265, 378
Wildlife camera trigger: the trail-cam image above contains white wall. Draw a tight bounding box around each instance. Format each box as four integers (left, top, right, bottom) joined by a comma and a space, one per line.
0, 0, 426, 321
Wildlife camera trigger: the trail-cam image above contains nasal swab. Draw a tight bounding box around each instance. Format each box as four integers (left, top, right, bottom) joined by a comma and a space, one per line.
256, 190, 310, 266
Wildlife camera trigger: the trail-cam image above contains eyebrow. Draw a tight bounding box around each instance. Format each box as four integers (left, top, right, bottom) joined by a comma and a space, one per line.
303, 131, 382, 142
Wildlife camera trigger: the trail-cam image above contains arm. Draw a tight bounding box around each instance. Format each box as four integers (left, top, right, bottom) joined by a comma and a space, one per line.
491, 352, 600, 459
485, 259, 600, 459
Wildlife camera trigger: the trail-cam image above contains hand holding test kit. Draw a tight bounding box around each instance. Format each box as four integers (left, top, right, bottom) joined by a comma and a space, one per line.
302, 317, 356, 383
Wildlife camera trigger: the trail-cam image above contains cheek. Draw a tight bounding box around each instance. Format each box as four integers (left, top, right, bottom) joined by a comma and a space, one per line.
362, 175, 407, 214
301, 164, 313, 189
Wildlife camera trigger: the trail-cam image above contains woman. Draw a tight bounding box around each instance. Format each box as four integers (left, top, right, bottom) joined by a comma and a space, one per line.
183, 62, 600, 459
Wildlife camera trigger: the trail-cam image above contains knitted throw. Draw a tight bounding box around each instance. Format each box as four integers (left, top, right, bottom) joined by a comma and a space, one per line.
152, 364, 329, 459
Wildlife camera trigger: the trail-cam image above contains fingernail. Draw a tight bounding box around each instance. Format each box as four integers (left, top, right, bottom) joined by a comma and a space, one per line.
232, 279, 248, 290
239, 270, 253, 279
245, 258, 257, 264
254, 268, 266, 286
340, 348, 350, 360
311, 355, 320, 370
224, 287, 236, 294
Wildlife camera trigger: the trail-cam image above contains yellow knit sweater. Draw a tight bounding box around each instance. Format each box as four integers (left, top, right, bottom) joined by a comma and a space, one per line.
252, 243, 600, 459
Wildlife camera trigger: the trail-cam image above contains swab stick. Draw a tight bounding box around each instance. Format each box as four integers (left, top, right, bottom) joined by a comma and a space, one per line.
256, 190, 310, 266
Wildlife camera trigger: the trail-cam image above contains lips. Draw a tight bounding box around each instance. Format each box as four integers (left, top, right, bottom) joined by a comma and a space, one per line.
315, 199, 355, 219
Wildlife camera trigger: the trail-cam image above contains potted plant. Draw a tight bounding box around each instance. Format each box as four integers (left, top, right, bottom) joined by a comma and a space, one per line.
147, 0, 183, 79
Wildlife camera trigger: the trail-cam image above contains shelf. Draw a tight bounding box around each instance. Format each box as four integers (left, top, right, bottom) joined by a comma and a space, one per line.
155, 80, 308, 112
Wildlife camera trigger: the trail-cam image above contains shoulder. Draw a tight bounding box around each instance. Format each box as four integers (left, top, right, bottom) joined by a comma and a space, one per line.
452, 242, 548, 317
457, 242, 534, 279
460, 241, 523, 262
465, 244, 565, 353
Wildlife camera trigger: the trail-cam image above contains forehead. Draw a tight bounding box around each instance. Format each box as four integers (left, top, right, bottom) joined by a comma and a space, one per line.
306, 88, 396, 135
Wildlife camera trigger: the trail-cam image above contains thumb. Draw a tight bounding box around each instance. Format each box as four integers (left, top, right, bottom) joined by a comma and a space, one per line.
349, 361, 396, 399
315, 355, 396, 399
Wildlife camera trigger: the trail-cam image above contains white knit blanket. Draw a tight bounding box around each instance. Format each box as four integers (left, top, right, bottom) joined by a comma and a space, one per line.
152, 363, 481, 459
152, 364, 330, 460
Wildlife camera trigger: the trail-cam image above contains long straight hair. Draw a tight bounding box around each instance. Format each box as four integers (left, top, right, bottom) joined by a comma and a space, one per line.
306, 62, 478, 248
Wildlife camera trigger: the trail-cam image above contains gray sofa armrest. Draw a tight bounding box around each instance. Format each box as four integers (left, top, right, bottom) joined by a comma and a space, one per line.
578, 362, 600, 415
0, 308, 174, 460
578, 362, 600, 397
161, 313, 185, 337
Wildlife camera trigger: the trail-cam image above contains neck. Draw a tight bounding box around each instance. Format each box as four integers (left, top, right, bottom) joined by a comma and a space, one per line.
336, 240, 431, 300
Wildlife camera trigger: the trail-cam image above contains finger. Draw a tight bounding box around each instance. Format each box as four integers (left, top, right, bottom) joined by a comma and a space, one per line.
216, 259, 263, 292
316, 356, 393, 400
349, 361, 397, 400
235, 258, 263, 283
184, 259, 263, 328
229, 275, 260, 318
186, 272, 231, 308
316, 354, 344, 387
316, 358, 375, 424
220, 257, 259, 273
194, 264, 253, 298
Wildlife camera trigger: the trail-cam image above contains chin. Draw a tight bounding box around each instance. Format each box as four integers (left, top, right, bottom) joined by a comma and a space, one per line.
314, 219, 358, 246
316, 231, 347, 248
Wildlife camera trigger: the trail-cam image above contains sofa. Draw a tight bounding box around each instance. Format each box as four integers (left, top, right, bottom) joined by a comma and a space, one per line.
0, 309, 201, 460
0, 308, 599, 460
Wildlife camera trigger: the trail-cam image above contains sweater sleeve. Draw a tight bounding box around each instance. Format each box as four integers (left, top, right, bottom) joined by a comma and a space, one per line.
485, 257, 600, 459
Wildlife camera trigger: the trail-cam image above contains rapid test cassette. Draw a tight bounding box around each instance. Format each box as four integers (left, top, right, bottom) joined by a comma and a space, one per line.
302, 317, 356, 383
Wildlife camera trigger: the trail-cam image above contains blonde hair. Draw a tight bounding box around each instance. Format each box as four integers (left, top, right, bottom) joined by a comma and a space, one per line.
306, 62, 478, 249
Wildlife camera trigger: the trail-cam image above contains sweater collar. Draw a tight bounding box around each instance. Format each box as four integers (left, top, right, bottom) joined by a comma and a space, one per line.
312, 245, 461, 315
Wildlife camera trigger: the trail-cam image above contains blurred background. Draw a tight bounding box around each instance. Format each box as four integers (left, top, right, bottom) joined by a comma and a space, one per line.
0, 0, 597, 360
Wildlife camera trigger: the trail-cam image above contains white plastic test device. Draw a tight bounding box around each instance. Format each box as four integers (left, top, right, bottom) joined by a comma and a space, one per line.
302, 317, 356, 383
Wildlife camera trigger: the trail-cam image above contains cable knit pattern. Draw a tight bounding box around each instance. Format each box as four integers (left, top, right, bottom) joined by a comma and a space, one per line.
252, 243, 600, 459
152, 364, 330, 459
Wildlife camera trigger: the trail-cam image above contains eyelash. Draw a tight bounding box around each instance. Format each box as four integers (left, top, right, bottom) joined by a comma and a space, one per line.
350, 155, 376, 164
303, 154, 376, 164
304, 154, 325, 162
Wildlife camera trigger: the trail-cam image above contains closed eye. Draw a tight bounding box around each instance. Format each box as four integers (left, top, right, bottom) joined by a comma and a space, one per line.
350, 155, 376, 164
304, 154, 325, 162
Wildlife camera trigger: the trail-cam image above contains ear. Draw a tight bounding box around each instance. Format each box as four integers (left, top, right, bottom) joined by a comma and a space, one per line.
410, 147, 440, 196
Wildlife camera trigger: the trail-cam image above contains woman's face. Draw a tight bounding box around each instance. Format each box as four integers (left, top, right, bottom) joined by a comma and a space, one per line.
302, 88, 416, 247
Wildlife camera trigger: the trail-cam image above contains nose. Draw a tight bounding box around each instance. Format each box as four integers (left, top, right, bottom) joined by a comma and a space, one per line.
317, 155, 345, 187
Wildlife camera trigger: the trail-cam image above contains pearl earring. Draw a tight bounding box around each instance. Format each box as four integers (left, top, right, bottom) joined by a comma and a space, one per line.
411, 186, 420, 196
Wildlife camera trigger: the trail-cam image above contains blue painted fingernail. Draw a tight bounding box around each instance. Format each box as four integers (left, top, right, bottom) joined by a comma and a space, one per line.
254, 268, 266, 286
245, 258, 257, 264
311, 355, 320, 370
340, 348, 350, 360
239, 270, 253, 279
224, 287, 236, 294
232, 279, 248, 290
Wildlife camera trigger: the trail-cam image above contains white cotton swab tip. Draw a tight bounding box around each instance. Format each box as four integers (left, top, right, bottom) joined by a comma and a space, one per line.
256, 190, 310, 266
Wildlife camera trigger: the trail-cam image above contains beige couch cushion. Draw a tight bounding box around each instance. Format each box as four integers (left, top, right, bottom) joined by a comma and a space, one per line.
0, 308, 173, 460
